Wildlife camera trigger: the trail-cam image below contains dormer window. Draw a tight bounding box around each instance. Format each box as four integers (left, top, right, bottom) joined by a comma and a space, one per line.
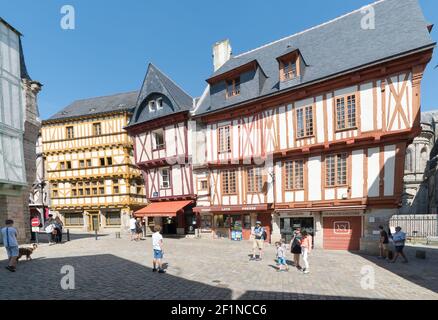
156, 98, 163, 110
278, 50, 301, 82
149, 100, 156, 112
226, 77, 240, 98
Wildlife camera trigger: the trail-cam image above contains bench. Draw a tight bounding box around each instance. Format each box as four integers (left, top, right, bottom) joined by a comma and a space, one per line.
426, 236, 438, 245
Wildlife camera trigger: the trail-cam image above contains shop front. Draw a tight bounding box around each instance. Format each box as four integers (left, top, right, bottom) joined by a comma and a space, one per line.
194, 204, 272, 242
134, 200, 194, 235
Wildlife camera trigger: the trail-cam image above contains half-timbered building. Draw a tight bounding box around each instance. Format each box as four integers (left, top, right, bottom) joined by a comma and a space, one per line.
191, 0, 435, 251
126, 64, 196, 235
41, 92, 147, 231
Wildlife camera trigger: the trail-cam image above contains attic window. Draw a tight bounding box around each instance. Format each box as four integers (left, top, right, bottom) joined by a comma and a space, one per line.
89, 108, 96, 113
278, 51, 301, 82
226, 77, 240, 98
149, 100, 156, 112
156, 98, 163, 110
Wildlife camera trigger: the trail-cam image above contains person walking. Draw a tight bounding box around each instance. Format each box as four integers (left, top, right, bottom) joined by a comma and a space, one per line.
275, 241, 288, 272
152, 225, 165, 273
378, 225, 389, 260
54, 216, 64, 244
289, 228, 302, 270
129, 215, 137, 241
135, 218, 143, 241
391, 226, 408, 263
1, 220, 19, 272
300, 230, 312, 274
250, 221, 265, 261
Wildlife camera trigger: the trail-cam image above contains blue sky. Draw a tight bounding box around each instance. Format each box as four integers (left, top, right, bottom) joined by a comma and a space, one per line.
1, 0, 437, 119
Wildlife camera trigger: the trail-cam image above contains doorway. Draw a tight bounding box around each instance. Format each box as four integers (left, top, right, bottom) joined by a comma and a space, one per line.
280, 217, 314, 243
88, 212, 100, 231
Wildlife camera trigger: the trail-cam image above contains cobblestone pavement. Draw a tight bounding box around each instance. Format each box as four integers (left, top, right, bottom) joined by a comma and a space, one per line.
1, 232, 437, 300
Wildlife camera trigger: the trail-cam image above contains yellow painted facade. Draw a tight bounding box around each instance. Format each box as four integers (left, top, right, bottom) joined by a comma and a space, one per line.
41, 111, 147, 231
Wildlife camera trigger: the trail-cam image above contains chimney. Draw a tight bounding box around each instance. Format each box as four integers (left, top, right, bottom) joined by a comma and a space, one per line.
212, 39, 232, 72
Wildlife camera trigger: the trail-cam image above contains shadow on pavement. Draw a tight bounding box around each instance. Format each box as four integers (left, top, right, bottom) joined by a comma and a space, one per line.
31, 232, 109, 244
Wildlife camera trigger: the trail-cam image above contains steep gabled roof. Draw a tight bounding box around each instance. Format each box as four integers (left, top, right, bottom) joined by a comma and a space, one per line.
47, 91, 139, 122
195, 0, 435, 116
129, 63, 194, 126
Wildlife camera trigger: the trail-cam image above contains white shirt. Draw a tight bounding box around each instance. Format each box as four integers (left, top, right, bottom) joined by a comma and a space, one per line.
152, 232, 163, 251
1, 227, 18, 247
129, 218, 136, 230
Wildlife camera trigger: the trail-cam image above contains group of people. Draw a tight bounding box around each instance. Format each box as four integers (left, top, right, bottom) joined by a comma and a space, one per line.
250, 221, 313, 274
44, 214, 64, 245
129, 216, 144, 241
378, 225, 408, 263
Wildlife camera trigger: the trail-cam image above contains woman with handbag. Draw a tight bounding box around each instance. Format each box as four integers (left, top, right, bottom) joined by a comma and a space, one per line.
289, 228, 302, 270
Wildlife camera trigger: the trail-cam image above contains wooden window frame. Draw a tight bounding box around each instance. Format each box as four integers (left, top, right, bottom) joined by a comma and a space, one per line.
152, 129, 165, 151
198, 179, 209, 192
112, 178, 120, 194
295, 105, 314, 139
79, 160, 85, 168
92, 122, 102, 136
284, 159, 304, 191
325, 153, 348, 187
105, 212, 121, 226
221, 169, 237, 195
66, 126, 74, 139
64, 212, 83, 226
51, 183, 59, 198
160, 168, 171, 189
279, 52, 301, 82
217, 125, 231, 154
226, 77, 241, 98
246, 167, 264, 193
335, 94, 358, 132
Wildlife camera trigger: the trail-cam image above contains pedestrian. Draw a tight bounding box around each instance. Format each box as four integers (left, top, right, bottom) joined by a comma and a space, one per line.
289, 228, 302, 270
54, 216, 64, 244
135, 218, 143, 241
44, 214, 56, 245
378, 225, 389, 260
1, 220, 19, 272
390, 226, 408, 263
300, 230, 312, 274
152, 225, 165, 273
250, 221, 266, 261
275, 241, 288, 272
129, 215, 137, 241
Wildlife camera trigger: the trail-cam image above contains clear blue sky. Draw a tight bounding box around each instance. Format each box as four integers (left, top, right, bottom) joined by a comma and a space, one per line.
1, 0, 437, 119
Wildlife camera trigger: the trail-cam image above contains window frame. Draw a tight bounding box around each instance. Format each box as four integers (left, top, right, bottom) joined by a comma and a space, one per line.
105, 212, 121, 226
217, 125, 231, 154
198, 179, 209, 192
325, 153, 348, 187
226, 77, 241, 98
160, 168, 171, 189
295, 105, 314, 139
284, 159, 305, 191
149, 100, 156, 112
246, 167, 264, 193
66, 126, 74, 139
221, 169, 237, 195
152, 129, 165, 151
335, 94, 357, 131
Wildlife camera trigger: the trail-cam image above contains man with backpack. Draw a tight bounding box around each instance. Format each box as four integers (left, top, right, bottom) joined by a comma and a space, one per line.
250, 221, 266, 261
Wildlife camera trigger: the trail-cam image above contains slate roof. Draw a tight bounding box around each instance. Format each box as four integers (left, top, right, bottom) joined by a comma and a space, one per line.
47, 91, 139, 121
195, 0, 435, 115
128, 63, 193, 127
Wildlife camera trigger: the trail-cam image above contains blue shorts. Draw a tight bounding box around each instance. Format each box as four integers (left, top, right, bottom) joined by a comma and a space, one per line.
6, 246, 19, 258
153, 249, 163, 259
130, 229, 136, 234
278, 257, 286, 265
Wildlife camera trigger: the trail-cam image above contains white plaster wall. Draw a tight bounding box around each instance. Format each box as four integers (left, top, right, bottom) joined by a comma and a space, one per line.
351, 149, 364, 198
308, 156, 321, 201
368, 147, 380, 197
360, 82, 374, 132
384, 144, 396, 196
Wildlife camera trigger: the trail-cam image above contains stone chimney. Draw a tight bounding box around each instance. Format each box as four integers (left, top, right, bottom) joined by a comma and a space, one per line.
212, 39, 232, 72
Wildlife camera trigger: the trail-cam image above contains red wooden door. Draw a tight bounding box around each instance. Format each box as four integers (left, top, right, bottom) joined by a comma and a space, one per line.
323, 216, 362, 250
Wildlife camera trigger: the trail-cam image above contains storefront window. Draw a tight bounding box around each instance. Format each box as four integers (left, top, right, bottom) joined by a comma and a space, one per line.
201, 215, 212, 231
214, 215, 224, 228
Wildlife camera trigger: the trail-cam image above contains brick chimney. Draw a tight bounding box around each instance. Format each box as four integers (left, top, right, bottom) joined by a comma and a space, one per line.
212, 39, 232, 72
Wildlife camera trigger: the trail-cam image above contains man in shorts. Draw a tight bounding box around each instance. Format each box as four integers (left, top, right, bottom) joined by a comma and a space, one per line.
129, 215, 137, 241
250, 221, 265, 261
1, 220, 19, 272
378, 225, 389, 259
152, 225, 165, 273
391, 226, 408, 263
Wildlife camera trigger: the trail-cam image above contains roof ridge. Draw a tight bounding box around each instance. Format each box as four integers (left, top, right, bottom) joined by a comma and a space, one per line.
234, 0, 386, 58
71, 90, 139, 104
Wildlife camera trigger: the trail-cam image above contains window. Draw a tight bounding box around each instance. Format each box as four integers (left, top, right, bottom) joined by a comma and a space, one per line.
198, 179, 208, 191
136, 180, 144, 194
405, 149, 413, 172
247, 167, 263, 193
100, 158, 105, 166
221, 170, 236, 194
79, 160, 85, 168
59, 162, 66, 170
201, 215, 212, 231
218, 126, 231, 153
152, 129, 165, 150
93, 123, 102, 136
285, 160, 304, 190
149, 100, 156, 112
156, 98, 164, 110
243, 214, 251, 229
336, 95, 357, 130
86, 159, 92, 167
113, 179, 120, 194
420, 147, 428, 171
280, 59, 297, 81
326, 153, 348, 187
66, 161, 72, 169
296, 105, 314, 138
226, 77, 240, 98
105, 212, 121, 226
66, 126, 74, 139
106, 157, 113, 166
64, 213, 83, 226
52, 184, 59, 198
160, 168, 170, 189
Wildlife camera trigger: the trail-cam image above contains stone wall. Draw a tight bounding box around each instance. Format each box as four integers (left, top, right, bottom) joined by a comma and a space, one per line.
0, 194, 27, 243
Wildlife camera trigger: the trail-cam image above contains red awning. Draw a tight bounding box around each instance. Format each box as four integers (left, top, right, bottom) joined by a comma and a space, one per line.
134, 200, 193, 217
